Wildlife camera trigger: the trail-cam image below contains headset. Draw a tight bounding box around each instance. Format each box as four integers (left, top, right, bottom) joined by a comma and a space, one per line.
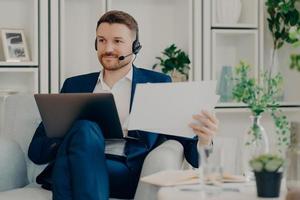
94, 27, 142, 58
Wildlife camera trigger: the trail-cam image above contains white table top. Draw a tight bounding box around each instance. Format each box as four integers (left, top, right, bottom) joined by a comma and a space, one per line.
157, 182, 286, 200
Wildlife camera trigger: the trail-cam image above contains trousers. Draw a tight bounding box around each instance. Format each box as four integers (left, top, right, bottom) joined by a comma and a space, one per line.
51, 120, 139, 200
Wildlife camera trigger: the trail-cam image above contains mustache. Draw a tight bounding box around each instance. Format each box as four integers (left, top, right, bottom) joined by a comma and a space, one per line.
101, 53, 118, 58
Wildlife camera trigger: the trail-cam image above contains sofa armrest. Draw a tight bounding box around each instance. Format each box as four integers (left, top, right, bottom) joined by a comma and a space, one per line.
0, 138, 28, 191
134, 140, 184, 200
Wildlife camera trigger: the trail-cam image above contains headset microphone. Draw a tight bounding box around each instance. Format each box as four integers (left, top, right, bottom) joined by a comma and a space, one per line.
118, 52, 134, 61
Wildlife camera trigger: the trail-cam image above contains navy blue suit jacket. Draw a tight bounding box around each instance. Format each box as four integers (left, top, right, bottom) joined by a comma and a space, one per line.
28, 66, 199, 189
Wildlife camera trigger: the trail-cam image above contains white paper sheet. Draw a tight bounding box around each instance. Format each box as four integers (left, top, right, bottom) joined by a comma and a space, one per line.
127, 81, 219, 138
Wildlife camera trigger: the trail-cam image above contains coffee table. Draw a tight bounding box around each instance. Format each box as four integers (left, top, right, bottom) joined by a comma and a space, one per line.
157, 182, 286, 200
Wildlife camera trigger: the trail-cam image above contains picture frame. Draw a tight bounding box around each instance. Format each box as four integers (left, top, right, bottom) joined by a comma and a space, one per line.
1, 29, 30, 62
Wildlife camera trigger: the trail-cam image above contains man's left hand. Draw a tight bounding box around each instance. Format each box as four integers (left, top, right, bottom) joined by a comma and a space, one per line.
189, 110, 219, 147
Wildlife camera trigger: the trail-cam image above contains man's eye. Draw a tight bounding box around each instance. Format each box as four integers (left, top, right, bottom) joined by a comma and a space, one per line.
115, 40, 122, 43
98, 39, 104, 43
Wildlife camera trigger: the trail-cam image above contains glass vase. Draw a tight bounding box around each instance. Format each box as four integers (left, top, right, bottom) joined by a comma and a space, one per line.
216, 66, 234, 102
242, 115, 269, 180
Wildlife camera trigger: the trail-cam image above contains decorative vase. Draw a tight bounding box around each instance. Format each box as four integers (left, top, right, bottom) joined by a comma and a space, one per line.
216, 66, 234, 102
242, 115, 270, 180
286, 122, 300, 190
254, 171, 282, 198
216, 0, 242, 24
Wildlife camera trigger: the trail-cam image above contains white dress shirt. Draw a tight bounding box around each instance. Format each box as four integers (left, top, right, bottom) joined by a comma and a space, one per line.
93, 68, 132, 156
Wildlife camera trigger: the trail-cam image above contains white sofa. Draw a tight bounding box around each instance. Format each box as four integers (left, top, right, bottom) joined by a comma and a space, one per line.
0, 94, 185, 200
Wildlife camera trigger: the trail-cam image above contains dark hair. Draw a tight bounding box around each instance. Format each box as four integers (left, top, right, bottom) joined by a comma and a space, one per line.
96, 10, 138, 38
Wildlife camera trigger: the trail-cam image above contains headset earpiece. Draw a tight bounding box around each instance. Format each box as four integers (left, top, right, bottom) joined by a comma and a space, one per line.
95, 39, 98, 51
132, 40, 142, 54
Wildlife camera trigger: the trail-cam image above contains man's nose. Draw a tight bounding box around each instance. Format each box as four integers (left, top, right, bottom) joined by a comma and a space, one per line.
103, 42, 114, 52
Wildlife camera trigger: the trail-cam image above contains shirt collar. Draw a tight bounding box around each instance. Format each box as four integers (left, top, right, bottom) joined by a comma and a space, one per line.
98, 67, 133, 90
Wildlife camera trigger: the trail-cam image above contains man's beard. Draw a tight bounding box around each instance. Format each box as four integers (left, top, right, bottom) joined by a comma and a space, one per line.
99, 53, 131, 71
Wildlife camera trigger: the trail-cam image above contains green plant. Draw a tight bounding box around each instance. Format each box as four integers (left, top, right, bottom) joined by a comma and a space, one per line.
232, 61, 290, 148
250, 154, 284, 172
152, 44, 190, 79
265, 0, 300, 71
265, 0, 300, 50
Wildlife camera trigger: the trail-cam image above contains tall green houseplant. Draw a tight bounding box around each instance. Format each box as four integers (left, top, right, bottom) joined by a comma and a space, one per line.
266, 0, 300, 71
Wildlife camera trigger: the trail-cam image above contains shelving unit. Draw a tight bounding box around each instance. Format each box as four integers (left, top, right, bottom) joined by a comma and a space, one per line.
211, 0, 258, 28
203, 0, 260, 108
0, 62, 37, 66
212, 29, 258, 80
0, 0, 38, 65
0, 67, 38, 93
0, 0, 49, 93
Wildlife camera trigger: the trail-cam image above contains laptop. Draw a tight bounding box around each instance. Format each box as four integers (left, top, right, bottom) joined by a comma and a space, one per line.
34, 93, 124, 139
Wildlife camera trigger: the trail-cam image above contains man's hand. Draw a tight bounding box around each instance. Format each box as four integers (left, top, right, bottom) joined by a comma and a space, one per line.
189, 110, 219, 147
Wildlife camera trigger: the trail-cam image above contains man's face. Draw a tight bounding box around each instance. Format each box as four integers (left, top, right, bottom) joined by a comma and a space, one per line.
96, 23, 134, 71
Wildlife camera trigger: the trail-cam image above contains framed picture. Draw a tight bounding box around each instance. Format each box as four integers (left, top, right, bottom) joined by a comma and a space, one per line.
1, 29, 30, 62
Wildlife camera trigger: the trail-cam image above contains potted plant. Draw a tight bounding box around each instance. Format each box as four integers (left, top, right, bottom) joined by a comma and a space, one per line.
250, 154, 284, 197
232, 61, 290, 197
152, 44, 190, 82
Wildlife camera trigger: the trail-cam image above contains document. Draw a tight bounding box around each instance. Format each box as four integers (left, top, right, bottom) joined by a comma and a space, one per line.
127, 81, 219, 138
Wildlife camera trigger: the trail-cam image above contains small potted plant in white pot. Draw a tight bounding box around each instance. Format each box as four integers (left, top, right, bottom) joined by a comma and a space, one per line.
250, 154, 284, 197
152, 44, 190, 82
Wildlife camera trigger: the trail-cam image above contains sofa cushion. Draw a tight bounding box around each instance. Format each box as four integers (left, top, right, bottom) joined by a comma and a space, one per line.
2, 94, 46, 184
0, 138, 28, 191
0, 184, 51, 200
3, 94, 41, 153
0, 183, 128, 200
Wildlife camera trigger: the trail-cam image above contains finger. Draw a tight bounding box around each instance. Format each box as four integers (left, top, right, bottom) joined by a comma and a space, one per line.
190, 125, 208, 137
191, 129, 208, 139
190, 128, 211, 144
192, 114, 218, 131
189, 123, 214, 137
201, 110, 219, 125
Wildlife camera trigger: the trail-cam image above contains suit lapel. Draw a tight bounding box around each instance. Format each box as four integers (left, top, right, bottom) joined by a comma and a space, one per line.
130, 66, 148, 112
85, 72, 100, 93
